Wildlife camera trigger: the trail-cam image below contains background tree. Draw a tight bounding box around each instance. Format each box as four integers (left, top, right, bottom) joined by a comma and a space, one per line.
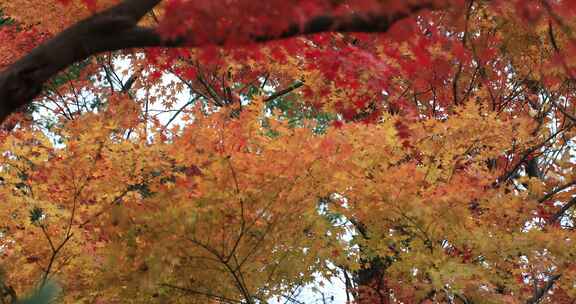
2, 0, 576, 303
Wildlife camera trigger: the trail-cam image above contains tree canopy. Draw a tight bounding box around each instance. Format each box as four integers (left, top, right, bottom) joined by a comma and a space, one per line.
1, 0, 576, 303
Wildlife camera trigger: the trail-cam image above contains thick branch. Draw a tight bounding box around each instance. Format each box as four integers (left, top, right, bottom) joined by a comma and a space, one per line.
0, 0, 433, 122
0, 0, 164, 122
525, 274, 561, 304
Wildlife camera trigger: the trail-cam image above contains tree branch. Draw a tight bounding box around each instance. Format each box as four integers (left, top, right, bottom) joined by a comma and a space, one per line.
525, 274, 561, 304
549, 197, 576, 224
0, 0, 434, 122
538, 180, 576, 203
160, 283, 242, 304
264, 81, 304, 103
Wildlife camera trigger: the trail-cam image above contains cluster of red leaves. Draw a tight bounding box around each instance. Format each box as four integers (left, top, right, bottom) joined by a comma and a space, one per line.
138, 0, 490, 126
0, 25, 49, 70
55, 0, 97, 11
155, 0, 448, 42
157, 0, 332, 42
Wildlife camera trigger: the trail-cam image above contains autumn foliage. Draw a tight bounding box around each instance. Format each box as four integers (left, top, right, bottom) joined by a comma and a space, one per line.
2, 0, 576, 303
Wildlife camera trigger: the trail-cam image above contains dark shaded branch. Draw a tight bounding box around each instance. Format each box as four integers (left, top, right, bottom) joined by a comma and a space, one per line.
121, 72, 139, 92
496, 124, 571, 186
538, 180, 576, 203
264, 81, 304, 103
0, 0, 164, 122
160, 283, 242, 304
0, 0, 434, 122
525, 274, 561, 304
549, 197, 576, 224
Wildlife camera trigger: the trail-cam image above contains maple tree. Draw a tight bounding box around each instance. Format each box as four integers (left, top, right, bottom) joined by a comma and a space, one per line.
2, 0, 576, 303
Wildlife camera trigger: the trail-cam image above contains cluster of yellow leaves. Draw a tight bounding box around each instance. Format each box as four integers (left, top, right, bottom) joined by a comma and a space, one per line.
0, 97, 574, 303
